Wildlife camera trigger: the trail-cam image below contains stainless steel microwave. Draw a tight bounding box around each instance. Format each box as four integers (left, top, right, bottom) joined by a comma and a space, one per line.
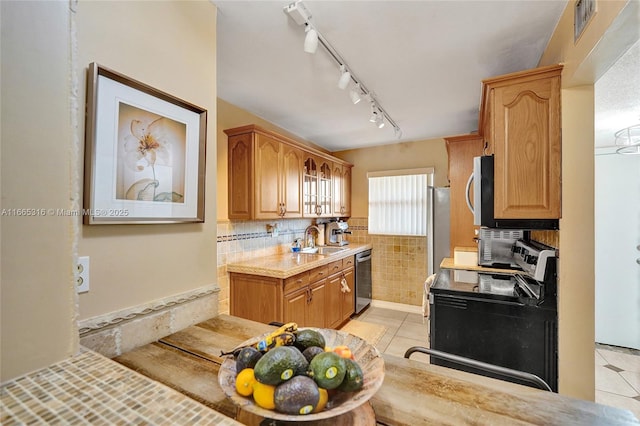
466, 155, 559, 230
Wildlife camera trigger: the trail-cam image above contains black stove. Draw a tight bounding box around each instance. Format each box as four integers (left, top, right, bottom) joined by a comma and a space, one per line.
430, 239, 558, 391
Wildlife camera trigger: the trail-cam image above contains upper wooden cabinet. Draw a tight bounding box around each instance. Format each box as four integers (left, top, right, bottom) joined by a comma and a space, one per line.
227, 129, 303, 220
303, 154, 333, 218
479, 64, 563, 220
332, 162, 352, 217
445, 134, 483, 252
225, 125, 352, 220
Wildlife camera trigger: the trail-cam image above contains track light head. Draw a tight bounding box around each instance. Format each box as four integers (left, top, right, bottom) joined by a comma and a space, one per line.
304, 25, 318, 54
376, 115, 385, 128
369, 102, 378, 123
349, 84, 362, 104
338, 65, 351, 90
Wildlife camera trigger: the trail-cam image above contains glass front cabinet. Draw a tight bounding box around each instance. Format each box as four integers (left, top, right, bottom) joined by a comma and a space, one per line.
303, 155, 332, 217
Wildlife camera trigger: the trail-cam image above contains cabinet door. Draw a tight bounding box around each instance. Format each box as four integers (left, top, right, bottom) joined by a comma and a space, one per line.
318, 159, 332, 217
341, 267, 355, 323
342, 165, 352, 217
228, 134, 253, 220
492, 74, 561, 219
255, 134, 281, 219
230, 273, 282, 324
445, 135, 483, 252
281, 144, 303, 218
303, 156, 319, 217
326, 273, 344, 329
332, 163, 344, 216
307, 280, 327, 328
284, 287, 309, 327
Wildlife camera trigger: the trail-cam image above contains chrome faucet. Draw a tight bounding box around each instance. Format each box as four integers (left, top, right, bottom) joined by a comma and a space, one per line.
304, 225, 321, 248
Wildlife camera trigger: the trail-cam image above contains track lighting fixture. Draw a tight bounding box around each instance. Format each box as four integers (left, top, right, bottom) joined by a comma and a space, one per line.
304, 25, 318, 54
349, 84, 362, 104
338, 65, 351, 90
369, 102, 378, 123
284, 0, 401, 138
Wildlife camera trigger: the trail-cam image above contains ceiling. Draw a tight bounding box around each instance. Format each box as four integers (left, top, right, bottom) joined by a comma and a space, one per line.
215, 1, 568, 151
595, 38, 640, 148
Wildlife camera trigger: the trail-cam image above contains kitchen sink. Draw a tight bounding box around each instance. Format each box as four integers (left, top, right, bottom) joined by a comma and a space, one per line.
300, 246, 348, 255
316, 246, 348, 255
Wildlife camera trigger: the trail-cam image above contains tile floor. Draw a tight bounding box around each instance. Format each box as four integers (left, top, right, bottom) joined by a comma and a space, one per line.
354, 305, 640, 420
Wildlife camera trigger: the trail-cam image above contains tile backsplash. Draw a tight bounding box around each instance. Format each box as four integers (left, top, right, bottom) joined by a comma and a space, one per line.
347, 218, 427, 306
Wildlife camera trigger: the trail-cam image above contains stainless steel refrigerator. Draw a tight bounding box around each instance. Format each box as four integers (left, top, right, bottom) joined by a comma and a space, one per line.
427, 187, 451, 276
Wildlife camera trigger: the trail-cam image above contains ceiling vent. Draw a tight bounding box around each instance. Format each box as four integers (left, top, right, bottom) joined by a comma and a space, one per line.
574, 0, 596, 42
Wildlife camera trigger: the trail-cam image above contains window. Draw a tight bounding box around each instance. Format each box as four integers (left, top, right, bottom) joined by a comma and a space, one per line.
367, 168, 434, 236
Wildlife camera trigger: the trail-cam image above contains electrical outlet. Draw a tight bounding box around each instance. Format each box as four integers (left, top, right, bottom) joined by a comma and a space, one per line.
77, 256, 90, 293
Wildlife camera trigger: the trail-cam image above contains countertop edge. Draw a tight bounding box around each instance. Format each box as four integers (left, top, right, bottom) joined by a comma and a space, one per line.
227, 244, 372, 279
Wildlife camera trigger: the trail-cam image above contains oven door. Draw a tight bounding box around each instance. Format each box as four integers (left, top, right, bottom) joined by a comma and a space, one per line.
429, 290, 558, 391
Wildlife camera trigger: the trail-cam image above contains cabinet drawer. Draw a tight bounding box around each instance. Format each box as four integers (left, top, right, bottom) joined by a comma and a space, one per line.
284, 272, 309, 294
327, 260, 343, 275
343, 256, 355, 269
309, 265, 329, 283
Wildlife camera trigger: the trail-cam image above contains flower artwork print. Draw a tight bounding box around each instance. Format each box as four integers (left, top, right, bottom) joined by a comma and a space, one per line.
115, 103, 186, 203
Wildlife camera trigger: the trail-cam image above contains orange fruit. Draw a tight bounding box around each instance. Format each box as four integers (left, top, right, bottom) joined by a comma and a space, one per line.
235, 368, 256, 396
313, 387, 329, 413
333, 345, 354, 360
253, 381, 276, 409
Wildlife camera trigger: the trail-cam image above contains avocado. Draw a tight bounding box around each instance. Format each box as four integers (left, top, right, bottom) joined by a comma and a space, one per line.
308, 351, 346, 389
274, 375, 320, 415
235, 346, 263, 372
337, 358, 364, 392
302, 346, 325, 363
294, 329, 326, 352
253, 346, 309, 386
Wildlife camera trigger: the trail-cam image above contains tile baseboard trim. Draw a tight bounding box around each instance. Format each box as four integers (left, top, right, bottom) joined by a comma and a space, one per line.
78, 284, 220, 335
371, 299, 423, 314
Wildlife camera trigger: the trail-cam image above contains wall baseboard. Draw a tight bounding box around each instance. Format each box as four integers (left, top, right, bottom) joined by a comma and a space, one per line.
370, 299, 423, 315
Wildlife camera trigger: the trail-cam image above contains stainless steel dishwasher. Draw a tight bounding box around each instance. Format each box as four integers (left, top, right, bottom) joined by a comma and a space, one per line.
355, 250, 372, 314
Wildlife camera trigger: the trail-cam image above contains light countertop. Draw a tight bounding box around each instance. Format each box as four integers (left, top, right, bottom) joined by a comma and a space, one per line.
227, 243, 372, 279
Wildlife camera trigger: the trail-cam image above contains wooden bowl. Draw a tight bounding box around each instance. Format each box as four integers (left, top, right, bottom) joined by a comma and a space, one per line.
218, 327, 385, 421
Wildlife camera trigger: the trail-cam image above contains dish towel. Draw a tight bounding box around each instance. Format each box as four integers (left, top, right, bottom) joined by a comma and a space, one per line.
422, 274, 436, 321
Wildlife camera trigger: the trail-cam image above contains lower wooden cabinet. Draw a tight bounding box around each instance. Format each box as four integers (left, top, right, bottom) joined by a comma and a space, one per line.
230, 256, 355, 328
283, 279, 327, 327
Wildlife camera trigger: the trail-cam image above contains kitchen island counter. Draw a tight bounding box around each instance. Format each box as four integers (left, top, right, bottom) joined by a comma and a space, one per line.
113, 314, 638, 426
4, 315, 637, 425
226, 243, 371, 279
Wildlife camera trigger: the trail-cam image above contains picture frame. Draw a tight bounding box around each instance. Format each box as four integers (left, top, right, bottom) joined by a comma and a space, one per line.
84, 62, 207, 224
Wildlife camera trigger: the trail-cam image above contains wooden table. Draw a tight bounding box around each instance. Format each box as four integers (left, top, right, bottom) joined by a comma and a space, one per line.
114, 315, 639, 425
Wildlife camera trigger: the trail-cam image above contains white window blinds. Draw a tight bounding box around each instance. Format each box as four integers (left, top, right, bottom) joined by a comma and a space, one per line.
367, 168, 433, 236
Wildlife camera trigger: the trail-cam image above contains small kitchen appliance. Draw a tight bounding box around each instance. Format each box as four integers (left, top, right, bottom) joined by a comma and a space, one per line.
430, 238, 559, 391
466, 155, 559, 230
477, 228, 527, 269
325, 220, 350, 246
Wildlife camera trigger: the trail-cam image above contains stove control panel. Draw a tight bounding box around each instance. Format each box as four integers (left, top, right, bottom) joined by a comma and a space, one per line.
513, 240, 557, 282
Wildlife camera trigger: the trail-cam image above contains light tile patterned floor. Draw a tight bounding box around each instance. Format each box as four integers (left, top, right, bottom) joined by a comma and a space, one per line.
355, 305, 640, 420
595, 344, 640, 419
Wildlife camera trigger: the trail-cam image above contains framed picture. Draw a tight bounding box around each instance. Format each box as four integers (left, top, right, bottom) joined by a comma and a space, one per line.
84, 62, 207, 224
